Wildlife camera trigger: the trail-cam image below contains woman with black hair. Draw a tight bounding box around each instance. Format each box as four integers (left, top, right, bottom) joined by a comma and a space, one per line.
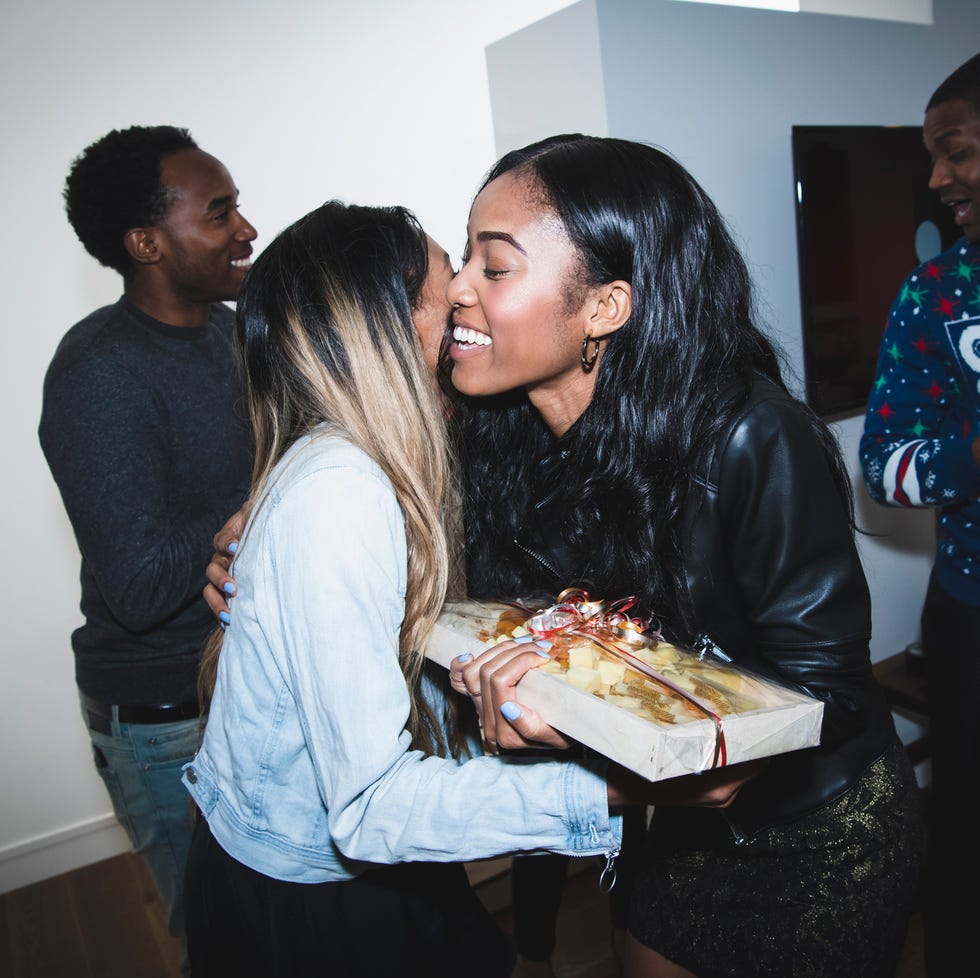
448, 134, 924, 978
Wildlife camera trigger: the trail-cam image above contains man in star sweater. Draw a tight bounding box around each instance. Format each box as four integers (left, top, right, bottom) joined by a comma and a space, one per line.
39, 126, 256, 974
859, 51, 980, 978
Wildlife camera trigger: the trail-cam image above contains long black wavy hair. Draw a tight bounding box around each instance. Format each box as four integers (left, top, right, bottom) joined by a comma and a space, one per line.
451, 134, 854, 637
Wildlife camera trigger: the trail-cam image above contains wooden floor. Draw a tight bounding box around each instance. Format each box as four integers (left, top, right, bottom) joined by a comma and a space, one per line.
0, 853, 180, 978
0, 851, 924, 977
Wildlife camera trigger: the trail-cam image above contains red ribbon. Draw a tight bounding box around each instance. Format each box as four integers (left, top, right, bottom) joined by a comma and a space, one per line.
519, 588, 727, 770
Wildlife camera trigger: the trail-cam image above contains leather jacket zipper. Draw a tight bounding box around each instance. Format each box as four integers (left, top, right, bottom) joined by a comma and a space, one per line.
693, 633, 733, 662
722, 813, 747, 845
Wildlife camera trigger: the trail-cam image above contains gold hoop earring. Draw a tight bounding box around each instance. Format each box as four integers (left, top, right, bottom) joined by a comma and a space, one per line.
581, 336, 600, 372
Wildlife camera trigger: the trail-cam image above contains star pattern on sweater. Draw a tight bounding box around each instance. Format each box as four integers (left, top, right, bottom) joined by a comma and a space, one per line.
907, 285, 928, 308
859, 238, 980, 598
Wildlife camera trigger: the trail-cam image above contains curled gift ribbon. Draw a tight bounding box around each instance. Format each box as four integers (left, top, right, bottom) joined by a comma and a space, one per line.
520, 587, 728, 770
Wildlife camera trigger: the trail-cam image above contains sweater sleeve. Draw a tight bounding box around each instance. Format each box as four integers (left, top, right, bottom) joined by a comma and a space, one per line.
860, 257, 980, 509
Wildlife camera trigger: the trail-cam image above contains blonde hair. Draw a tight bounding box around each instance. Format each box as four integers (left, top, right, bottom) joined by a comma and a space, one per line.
199, 201, 464, 757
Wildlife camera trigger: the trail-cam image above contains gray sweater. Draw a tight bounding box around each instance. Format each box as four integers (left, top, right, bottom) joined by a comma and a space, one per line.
39, 297, 253, 704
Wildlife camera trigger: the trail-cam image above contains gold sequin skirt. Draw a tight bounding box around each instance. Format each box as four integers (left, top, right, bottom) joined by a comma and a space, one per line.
629, 739, 925, 978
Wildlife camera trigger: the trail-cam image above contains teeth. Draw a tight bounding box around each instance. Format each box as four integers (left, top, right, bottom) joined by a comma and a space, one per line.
231, 258, 251, 268
453, 326, 492, 346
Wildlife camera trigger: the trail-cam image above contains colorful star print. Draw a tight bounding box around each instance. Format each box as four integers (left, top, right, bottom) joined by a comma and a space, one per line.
859, 236, 980, 604
907, 285, 928, 307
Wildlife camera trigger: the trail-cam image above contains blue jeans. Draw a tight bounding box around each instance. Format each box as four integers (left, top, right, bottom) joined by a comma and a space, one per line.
83, 700, 200, 975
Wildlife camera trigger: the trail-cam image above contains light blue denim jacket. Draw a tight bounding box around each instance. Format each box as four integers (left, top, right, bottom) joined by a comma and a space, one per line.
183, 426, 621, 883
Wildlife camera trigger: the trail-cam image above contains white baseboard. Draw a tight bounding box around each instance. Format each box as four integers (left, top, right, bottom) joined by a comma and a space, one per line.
0, 815, 130, 895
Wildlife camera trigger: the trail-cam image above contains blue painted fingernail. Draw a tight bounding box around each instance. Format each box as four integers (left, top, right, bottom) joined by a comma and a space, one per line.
228, 541, 238, 554
534, 640, 552, 650
501, 701, 522, 721
219, 611, 231, 625
456, 652, 473, 664
223, 582, 235, 595
513, 635, 535, 644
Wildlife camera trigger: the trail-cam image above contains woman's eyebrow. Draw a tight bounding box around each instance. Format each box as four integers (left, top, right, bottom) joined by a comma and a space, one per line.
476, 230, 527, 255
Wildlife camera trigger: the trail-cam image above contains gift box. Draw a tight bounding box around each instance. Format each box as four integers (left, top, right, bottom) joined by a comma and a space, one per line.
425, 590, 824, 782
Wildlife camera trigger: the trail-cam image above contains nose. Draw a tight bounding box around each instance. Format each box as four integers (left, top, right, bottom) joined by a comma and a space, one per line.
447, 264, 474, 308
235, 211, 258, 242
928, 158, 951, 192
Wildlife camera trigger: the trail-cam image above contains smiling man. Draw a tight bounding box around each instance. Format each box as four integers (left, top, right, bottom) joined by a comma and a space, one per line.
859, 52, 980, 978
38, 126, 257, 975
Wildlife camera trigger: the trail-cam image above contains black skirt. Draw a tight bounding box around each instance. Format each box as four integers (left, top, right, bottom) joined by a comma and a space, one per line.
629, 739, 925, 978
184, 815, 516, 978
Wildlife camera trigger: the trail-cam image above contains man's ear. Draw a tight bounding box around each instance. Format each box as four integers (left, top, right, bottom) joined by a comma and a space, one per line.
123, 227, 163, 267
587, 280, 632, 339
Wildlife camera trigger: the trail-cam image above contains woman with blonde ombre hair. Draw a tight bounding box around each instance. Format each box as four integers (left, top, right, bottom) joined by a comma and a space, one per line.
181, 200, 626, 978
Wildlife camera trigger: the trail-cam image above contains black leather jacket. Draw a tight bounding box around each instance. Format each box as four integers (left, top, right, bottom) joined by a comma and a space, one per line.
516, 373, 896, 839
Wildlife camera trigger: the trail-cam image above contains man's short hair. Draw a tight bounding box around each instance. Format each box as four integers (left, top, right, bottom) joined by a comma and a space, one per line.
927, 51, 980, 116
63, 125, 198, 276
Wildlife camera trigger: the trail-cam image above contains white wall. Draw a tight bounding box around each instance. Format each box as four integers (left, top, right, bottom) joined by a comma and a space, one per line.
0, 0, 579, 895
487, 0, 609, 156
801, 0, 932, 24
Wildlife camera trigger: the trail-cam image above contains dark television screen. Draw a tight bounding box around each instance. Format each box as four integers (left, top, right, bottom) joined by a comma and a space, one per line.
792, 125, 960, 420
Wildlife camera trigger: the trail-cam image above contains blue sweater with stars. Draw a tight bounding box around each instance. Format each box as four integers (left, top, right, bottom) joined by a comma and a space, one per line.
860, 236, 980, 606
